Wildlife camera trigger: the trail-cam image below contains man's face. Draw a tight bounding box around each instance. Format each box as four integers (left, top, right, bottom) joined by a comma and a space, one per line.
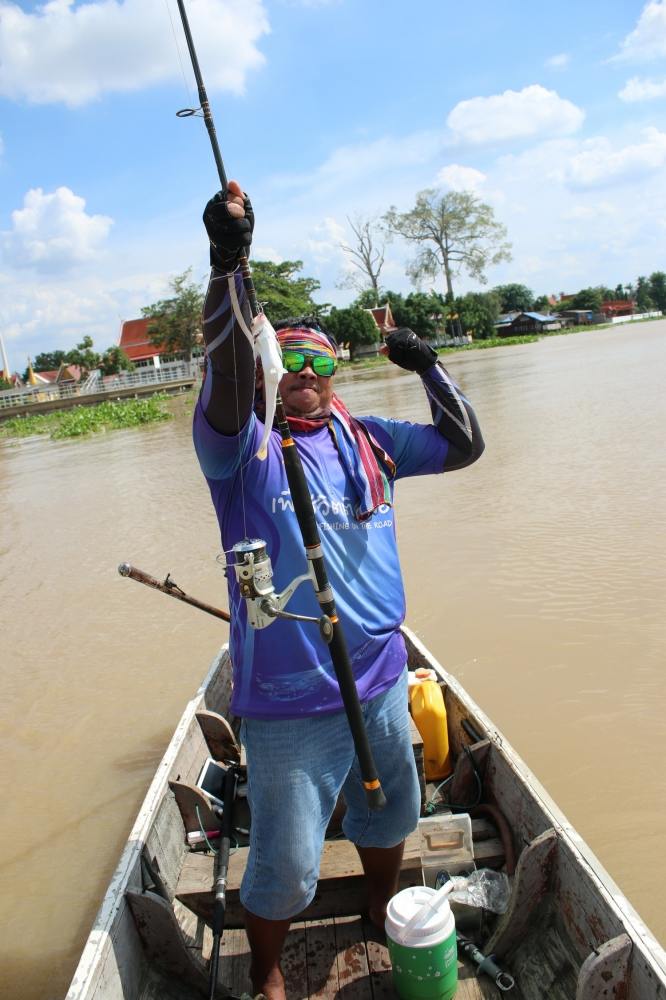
279, 361, 335, 418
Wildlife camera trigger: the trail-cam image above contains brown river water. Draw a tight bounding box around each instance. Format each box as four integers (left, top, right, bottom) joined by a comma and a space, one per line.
1, 320, 665, 998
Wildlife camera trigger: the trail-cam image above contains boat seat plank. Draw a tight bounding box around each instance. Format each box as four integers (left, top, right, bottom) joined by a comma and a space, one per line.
126, 889, 229, 999
176, 829, 422, 928
576, 933, 632, 1000
195, 710, 242, 764
169, 781, 220, 836
484, 827, 558, 958
169, 780, 252, 842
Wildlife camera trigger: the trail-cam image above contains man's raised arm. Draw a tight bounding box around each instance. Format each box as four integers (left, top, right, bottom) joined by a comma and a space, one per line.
384, 328, 485, 470
199, 181, 256, 435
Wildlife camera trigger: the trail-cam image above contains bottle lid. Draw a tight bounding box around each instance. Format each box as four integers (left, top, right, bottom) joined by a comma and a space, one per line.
385, 885, 454, 947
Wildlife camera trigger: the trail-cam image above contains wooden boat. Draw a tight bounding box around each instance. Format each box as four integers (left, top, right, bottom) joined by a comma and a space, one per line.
66, 627, 666, 999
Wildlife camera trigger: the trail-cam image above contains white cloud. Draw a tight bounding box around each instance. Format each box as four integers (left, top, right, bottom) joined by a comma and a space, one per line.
269, 130, 442, 206
436, 164, 486, 192
306, 216, 346, 263
2, 187, 113, 270
0, 0, 270, 107
545, 53, 570, 69
619, 75, 666, 101
447, 85, 584, 146
561, 127, 666, 189
612, 1, 666, 63
562, 201, 616, 221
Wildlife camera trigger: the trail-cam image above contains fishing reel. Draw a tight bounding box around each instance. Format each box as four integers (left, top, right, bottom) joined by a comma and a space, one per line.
228, 539, 334, 642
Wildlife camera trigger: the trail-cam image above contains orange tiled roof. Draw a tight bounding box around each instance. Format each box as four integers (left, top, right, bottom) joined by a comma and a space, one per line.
119, 318, 168, 362
366, 303, 396, 335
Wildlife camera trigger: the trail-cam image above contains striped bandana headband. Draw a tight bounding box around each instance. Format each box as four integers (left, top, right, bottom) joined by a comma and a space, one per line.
276, 327, 337, 359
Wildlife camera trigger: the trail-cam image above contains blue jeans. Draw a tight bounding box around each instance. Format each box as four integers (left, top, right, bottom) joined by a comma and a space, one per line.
239, 667, 420, 920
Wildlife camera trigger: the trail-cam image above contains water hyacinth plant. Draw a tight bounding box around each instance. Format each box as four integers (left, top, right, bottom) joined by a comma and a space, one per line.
0, 395, 172, 440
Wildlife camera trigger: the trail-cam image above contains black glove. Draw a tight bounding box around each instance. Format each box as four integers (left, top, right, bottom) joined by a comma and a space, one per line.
385, 328, 438, 373
203, 190, 255, 272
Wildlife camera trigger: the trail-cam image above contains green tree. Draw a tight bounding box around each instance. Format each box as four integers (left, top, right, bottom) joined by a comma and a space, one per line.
492, 283, 534, 313
100, 346, 135, 376
648, 271, 666, 312
456, 291, 501, 340
354, 288, 387, 310
32, 350, 68, 372
142, 269, 204, 366
393, 292, 447, 341
383, 189, 512, 303
65, 336, 102, 376
635, 276, 654, 312
0, 375, 13, 390
252, 260, 324, 322
533, 294, 552, 312
324, 306, 379, 361
568, 287, 605, 311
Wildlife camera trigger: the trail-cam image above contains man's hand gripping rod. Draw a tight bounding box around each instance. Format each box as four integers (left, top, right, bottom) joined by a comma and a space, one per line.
175, 0, 385, 809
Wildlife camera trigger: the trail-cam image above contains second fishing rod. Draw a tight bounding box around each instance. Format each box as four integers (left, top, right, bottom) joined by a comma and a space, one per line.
175, 0, 385, 810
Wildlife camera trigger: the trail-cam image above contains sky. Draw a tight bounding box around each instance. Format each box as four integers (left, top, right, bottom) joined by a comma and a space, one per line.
1, 0, 666, 368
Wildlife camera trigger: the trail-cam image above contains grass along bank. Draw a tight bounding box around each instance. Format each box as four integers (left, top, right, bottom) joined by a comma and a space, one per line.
0, 395, 172, 440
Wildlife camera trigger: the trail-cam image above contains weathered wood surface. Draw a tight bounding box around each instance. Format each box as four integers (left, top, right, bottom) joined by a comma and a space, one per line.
126, 889, 225, 999
576, 933, 632, 1000
486, 827, 558, 958
176, 829, 423, 928
195, 709, 242, 763
169, 781, 220, 837
204, 914, 495, 1000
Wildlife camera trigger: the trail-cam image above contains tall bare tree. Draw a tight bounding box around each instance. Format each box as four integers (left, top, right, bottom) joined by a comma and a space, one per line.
383, 189, 512, 302
337, 215, 386, 305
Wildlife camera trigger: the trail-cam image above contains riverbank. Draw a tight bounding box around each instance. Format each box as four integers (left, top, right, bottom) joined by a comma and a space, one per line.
1, 319, 658, 438
0, 394, 172, 440
344, 316, 658, 371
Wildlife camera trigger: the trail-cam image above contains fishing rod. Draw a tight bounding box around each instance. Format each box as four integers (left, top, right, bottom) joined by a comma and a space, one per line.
207, 765, 239, 1000
118, 563, 231, 622
174, 0, 385, 810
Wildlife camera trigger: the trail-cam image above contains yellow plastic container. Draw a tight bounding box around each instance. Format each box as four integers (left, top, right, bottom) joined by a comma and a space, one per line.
409, 671, 451, 780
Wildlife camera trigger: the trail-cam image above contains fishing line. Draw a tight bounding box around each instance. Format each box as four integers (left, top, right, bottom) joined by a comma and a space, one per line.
164, 0, 197, 110
230, 311, 249, 540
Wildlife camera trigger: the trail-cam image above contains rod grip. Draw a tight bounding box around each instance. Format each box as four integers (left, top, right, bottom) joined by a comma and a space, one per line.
365, 785, 387, 811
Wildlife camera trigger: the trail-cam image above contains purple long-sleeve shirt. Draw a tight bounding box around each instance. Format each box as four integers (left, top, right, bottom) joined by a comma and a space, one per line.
193, 270, 484, 719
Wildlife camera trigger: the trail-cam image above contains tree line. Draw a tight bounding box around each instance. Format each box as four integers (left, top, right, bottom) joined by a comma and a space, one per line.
24, 337, 135, 382
24, 186, 666, 374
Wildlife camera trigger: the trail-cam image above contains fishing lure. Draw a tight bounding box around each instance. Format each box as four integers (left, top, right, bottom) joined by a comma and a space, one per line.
252, 312, 286, 460
226, 274, 286, 460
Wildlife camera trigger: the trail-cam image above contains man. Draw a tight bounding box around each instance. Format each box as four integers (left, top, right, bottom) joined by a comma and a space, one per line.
193, 181, 484, 999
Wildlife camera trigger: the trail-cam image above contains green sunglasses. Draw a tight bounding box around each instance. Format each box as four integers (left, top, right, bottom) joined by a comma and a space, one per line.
282, 350, 338, 377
